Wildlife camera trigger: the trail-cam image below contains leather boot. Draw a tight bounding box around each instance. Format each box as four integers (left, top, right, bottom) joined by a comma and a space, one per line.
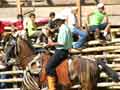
47, 76, 56, 90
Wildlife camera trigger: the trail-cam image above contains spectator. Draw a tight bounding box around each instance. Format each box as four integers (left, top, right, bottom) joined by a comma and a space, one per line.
11, 14, 27, 38
63, 7, 88, 48
41, 12, 56, 41
0, 20, 12, 44
87, 3, 110, 39
0, 21, 6, 35
25, 13, 42, 44
48, 12, 55, 28
12, 14, 24, 31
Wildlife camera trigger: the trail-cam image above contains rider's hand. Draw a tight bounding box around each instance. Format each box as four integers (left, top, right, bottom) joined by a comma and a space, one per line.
40, 43, 48, 48
41, 42, 52, 48
47, 42, 54, 47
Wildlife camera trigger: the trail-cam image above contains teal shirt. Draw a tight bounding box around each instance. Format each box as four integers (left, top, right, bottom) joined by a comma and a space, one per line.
56, 24, 73, 50
89, 10, 105, 25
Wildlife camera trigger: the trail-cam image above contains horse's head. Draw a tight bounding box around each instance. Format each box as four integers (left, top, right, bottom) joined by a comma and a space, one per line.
4, 34, 18, 59
3, 33, 35, 67
4, 33, 49, 68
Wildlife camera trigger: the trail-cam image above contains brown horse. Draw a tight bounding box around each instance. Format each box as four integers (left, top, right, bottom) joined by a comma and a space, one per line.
3, 35, 98, 90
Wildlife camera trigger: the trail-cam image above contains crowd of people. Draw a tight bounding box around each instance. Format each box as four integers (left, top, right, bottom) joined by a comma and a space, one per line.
0, 2, 111, 89
0, 2, 110, 49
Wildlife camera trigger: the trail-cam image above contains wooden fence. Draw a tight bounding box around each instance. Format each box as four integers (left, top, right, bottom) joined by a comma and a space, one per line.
0, 63, 119, 89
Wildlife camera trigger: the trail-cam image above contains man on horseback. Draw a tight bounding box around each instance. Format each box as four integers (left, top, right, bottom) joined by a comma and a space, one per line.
87, 3, 110, 40
46, 14, 73, 90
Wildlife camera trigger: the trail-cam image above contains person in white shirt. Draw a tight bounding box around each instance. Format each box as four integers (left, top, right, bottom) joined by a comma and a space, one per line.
64, 7, 88, 48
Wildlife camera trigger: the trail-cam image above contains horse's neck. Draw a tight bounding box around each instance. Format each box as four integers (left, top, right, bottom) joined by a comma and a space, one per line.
19, 39, 35, 69
20, 39, 34, 55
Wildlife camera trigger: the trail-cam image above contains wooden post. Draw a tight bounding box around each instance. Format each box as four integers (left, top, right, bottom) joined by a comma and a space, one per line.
76, 0, 82, 27
16, 0, 22, 15
12, 64, 18, 88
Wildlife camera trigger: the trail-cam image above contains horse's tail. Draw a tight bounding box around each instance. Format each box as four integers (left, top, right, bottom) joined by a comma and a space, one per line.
73, 56, 98, 90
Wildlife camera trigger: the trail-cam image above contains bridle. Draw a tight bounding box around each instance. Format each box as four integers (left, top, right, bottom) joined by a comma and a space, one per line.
23, 53, 41, 89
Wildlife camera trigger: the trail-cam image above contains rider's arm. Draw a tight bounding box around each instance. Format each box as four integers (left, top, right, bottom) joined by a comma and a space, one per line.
47, 41, 64, 47
104, 13, 109, 23
47, 32, 64, 47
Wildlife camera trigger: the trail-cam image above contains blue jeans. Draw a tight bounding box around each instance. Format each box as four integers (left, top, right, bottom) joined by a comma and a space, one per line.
46, 49, 68, 76
71, 27, 88, 48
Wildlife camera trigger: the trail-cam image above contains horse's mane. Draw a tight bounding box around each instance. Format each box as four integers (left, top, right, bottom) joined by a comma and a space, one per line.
19, 37, 36, 54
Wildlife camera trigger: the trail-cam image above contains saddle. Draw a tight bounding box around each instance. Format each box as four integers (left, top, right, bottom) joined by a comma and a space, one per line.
40, 57, 76, 86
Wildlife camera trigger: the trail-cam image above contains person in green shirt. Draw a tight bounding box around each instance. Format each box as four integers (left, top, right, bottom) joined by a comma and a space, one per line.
26, 13, 42, 43
87, 3, 110, 39
45, 15, 73, 90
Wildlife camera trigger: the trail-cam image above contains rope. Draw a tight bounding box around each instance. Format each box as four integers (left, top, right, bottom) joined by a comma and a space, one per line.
23, 53, 41, 90
23, 70, 40, 90
23, 71, 34, 90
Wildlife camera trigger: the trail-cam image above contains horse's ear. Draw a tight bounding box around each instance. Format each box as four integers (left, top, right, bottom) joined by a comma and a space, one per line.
3, 33, 12, 45
8, 33, 13, 38
16, 37, 21, 54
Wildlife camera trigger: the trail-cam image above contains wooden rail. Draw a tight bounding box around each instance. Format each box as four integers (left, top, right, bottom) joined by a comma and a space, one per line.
71, 82, 120, 89
0, 78, 23, 83
100, 72, 120, 78
0, 70, 23, 75
0, 88, 20, 90
98, 82, 120, 87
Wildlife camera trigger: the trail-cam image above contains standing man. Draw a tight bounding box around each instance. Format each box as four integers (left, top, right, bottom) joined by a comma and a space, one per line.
87, 3, 110, 39
46, 15, 73, 90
